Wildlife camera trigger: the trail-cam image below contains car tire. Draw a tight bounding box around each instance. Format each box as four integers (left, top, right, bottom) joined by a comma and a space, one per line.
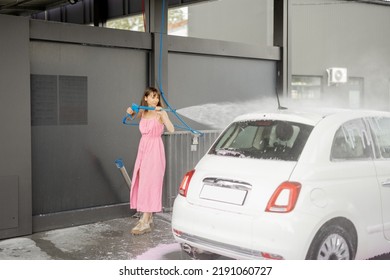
306, 222, 356, 260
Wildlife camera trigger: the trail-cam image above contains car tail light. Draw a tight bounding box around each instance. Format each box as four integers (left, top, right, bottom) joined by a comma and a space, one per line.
179, 169, 195, 197
265, 181, 301, 213
172, 228, 183, 237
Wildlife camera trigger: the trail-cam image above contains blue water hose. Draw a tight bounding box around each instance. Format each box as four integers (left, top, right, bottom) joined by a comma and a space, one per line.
157, 0, 202, 136
114, 158, 124, 169
122, 113, 136, 125
115, 158, 132, 189
122, 0, 202, 136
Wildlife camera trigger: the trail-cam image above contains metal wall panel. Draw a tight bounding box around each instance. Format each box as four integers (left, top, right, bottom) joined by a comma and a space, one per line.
168, 52, 278, 131
0, 176, 19, 230
162, 130, 221, 210
0, 15, 32, 239
30, 40, 148, 215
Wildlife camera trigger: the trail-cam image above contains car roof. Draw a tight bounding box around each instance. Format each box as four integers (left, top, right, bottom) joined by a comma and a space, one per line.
233, 108, 390, 126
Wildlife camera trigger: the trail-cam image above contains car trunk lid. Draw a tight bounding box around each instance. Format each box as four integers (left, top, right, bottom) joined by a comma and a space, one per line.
185, 155, 298, 215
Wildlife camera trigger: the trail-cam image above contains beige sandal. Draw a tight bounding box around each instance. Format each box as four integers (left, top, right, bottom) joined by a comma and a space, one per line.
131, 220, 151, 235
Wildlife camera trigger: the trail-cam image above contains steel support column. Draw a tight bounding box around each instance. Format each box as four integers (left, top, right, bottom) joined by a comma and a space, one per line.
274, 0, 290, 97
149, 0, 168, 95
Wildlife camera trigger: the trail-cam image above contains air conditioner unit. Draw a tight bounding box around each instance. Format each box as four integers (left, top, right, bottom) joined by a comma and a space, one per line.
327, 68, 347, 84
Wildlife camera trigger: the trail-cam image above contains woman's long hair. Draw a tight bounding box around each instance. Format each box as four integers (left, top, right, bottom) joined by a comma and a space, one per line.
140, 87, 165, 111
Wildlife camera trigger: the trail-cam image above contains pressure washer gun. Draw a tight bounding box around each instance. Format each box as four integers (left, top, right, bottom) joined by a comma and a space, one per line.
121, 103, 203, 136
114, 158, 132, 190
122, 103, 175, 124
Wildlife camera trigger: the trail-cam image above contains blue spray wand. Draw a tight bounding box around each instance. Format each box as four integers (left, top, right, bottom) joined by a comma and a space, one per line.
122, 103, 175, 124
131, 103, 175, 113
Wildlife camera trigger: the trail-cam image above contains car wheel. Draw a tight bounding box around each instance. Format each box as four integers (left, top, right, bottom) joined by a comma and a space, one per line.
306, 223, 356, 260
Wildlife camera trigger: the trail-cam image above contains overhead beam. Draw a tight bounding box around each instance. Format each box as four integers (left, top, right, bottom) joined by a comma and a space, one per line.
351, 0, 390, 6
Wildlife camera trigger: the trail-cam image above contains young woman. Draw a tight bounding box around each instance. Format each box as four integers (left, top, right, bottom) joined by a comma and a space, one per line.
126, 87, 174, 235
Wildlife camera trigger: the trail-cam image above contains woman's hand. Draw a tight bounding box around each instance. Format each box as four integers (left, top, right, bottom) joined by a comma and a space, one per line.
126, 107, 134, 115
155, 106, 167, 118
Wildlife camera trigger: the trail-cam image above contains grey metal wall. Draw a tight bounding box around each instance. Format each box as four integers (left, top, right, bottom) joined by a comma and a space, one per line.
25, 21, 155, 232
162, 130, 221, 211
30, 41, 147, 215
187, 0, 273, 46
0, 15, 32, 239
168, 52, 278, 130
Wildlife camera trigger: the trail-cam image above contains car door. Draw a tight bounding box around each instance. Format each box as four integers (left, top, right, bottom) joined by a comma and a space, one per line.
368, 116, 390, 240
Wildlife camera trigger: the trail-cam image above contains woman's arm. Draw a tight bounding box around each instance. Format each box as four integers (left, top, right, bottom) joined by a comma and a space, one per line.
157, 108, 175, 133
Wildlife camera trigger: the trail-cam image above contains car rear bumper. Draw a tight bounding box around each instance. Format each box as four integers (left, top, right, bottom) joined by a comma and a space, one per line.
172, 195, 318, 260
173, 229, 269, 259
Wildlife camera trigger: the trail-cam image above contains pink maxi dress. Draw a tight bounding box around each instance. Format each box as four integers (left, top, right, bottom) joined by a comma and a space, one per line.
130, 117, 166, 212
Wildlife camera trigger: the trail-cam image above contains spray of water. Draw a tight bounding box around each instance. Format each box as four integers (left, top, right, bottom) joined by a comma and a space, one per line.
177, 94, 352, 129
176, 97, 279, 129
175, 93, 386, 130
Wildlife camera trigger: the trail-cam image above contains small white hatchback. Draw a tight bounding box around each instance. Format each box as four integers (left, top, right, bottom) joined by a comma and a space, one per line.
172, 109, 390, 260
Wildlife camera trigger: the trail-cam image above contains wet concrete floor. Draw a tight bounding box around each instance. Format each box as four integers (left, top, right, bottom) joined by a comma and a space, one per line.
0, 213, 192, 260
1, 212, 389, 260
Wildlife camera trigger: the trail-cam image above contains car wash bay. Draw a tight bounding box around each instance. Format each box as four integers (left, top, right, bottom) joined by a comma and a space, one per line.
0, 10, 278, 241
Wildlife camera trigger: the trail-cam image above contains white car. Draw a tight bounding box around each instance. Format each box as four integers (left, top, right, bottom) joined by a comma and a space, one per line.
171, 109, 390, 260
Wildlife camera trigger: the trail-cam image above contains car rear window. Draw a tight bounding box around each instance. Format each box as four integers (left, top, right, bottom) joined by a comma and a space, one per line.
209, 120, 313, 161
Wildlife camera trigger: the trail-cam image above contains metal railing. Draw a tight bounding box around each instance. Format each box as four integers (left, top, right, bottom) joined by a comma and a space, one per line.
162, 130, 221, 211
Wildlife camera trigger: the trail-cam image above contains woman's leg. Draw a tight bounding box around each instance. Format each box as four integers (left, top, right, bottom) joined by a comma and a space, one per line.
141, 212, 153, 225
141, 212, 150, 222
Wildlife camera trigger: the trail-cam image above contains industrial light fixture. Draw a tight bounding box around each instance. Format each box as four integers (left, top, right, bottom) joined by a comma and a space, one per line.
68, 0, 79, 4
